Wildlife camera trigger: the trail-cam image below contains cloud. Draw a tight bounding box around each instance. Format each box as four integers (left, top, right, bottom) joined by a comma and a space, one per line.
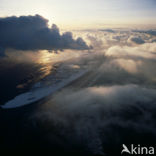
127, 36, 145, 44
99, 29, 115, 33
87, 35, 104, 50
102, 43, 156, 83
83, 28, 156, 50
133, 30, 156, 36
0, 15, 90, 56
34, 85, 156, 155
111, 59, 140, 73
105, 43, 156, 59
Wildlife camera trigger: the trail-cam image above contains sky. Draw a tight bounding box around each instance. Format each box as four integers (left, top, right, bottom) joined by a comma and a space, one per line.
0, 0, 156, 28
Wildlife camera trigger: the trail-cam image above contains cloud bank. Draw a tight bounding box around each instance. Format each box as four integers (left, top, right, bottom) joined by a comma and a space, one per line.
0, 15, 90, 56
34, 85, 156, 155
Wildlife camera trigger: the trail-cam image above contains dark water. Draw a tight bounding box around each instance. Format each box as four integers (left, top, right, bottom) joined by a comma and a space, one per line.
0, 60, 48, 105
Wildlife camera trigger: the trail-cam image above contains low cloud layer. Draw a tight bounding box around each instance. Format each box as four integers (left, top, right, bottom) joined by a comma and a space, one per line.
133, 30, 156, 36
78, 28, 156, 50
34, 85, 156, 155
0, 15, 90, 56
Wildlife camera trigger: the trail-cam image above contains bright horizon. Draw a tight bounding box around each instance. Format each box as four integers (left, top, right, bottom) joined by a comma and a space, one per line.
0, 0, 156, 29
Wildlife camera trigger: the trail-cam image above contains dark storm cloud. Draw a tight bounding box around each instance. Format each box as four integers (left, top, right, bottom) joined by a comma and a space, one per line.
0, 15, 90, 56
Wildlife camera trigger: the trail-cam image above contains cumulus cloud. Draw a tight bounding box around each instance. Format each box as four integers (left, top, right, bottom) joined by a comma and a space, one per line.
111, 59, 140, 73
0, 15, 90, 56
105, 43, 156, 59
87, 35, 104, 50
80, 28, 156, 50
